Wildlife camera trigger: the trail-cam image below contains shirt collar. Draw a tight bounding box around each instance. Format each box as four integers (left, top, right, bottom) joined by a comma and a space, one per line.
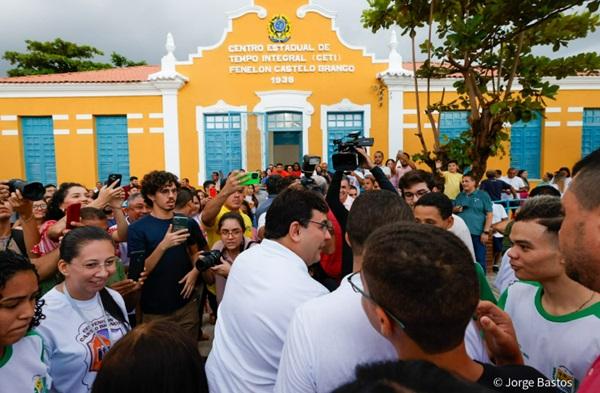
260, 239, 308, 272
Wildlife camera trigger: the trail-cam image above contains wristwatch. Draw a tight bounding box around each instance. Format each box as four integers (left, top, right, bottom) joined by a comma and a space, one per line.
483, 230, 490, 235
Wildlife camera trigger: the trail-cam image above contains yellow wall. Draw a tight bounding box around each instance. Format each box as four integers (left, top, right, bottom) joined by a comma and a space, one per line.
175, 0, 387, 182
0, 96, 162, 187
402, 89, 596, 177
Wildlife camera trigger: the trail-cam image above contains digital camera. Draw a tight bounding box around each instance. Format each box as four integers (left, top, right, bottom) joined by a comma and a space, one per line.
6, 179, 45, 201
195, 250, 223, 271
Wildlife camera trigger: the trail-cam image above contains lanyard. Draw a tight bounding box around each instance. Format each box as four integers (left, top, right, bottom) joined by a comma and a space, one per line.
1, 233, 12, 252
63, 283, 113, 351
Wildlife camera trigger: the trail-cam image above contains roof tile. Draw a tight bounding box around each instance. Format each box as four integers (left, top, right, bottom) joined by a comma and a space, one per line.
0, 65, 160, 83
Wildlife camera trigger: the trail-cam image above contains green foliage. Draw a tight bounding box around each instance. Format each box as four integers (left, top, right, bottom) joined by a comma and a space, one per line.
363, 0, 600, 178
3, 38, 146, 77
110, 52, 146, 68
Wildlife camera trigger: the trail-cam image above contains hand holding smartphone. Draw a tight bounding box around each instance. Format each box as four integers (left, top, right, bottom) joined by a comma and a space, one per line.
239, 172, 260, 186
65, 203, 82, 229
172, 216, 189, 232
106, 173, 122, 188
128, 250, 145, 281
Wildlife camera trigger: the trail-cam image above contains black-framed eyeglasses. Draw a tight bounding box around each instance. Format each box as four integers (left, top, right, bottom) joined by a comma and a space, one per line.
347, 271, 406, 329
403, 189, 429, 199
307, 220, 334, 232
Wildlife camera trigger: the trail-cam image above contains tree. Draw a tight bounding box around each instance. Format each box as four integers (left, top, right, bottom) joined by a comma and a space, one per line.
3, 38, 146, 77
362, 0, 600, 179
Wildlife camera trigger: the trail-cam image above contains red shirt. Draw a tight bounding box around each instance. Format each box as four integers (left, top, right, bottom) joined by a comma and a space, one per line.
319, 210, 342, 279
579, 355, 600, 393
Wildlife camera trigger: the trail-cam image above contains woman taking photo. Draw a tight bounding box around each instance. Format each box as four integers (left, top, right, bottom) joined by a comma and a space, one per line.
453, 174, 493, 271
203, 212, 256, 304
36, 226, 130, 393
34, 181, 124, 258
0, 251, 50, 392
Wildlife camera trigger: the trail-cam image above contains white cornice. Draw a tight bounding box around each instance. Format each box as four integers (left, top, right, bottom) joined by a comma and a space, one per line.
296, 3, 336, 19
0, 82, 161, 98
179, 2, 267, 65
297, 1, 385, 65
150, 79, 187, 91
380, 74, 600, 91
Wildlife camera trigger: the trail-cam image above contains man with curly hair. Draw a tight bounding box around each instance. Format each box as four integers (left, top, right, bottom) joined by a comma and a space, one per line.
127, 171, 205, 338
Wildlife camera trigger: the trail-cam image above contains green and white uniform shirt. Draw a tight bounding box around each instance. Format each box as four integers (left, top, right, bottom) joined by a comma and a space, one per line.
0, 331, 50, 393
500, 281, 600, 393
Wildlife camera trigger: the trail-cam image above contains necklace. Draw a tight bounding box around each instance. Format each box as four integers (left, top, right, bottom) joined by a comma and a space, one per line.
575, 291, 596, 313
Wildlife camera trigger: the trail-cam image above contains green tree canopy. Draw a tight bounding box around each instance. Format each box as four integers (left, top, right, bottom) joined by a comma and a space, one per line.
3, 38, 147, 77
363, 0, 600, 178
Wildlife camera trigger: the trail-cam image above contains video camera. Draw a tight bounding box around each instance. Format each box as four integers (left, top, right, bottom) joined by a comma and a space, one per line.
299, 155, 326, 193
331, 132, 374, 171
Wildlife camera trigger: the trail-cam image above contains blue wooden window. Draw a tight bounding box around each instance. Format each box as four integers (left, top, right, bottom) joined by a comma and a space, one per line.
582, 109, 600, 157
326, 112, 364, 165
22, 117, 57, 185
95, 116, 130, 182
204, 113, 242, 177
510, 112, 542, 178
439, 111, 470, 141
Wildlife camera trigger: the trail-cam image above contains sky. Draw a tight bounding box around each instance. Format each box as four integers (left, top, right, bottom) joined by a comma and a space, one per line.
1, 0, 600, 77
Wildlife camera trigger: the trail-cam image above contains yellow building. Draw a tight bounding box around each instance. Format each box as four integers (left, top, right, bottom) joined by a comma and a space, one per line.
1, 0, 599, 186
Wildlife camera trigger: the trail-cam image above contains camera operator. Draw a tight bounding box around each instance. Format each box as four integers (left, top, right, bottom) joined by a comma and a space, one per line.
195, 212, 256, 305
326, 147, 396, 278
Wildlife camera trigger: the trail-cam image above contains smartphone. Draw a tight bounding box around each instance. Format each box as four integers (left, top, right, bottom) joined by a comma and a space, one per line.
209, 187, 217, 198
239, 172, 260, 186
172, 215, 189, 232
128, 250, 145, 281
106, 173, 122, 187
65, 203, 81, 229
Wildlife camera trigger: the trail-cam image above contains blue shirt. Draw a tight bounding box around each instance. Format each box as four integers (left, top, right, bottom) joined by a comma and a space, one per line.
454, 190, 493, 235
128, 215, 206, 314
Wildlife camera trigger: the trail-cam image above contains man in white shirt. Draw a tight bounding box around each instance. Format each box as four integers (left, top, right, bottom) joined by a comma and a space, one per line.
275, 190, 413, 393
414, 192, 476, 261
500, 167, 526, 200
373, 150, 392, 177
339, 176, 354, 211
398, 170, 474, 258
206, 187, 331, 393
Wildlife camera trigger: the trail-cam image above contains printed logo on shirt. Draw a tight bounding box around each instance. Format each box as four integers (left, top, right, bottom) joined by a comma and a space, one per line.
32, 374, 47, 393
553, 365, 577, 393
76, 317, 126, 389
87, 328, 112, 371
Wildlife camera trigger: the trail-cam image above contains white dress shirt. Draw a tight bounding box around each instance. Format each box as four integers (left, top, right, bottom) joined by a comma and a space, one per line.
275, 275, 397, 393
206, 239, 328, 393
275, 273, 489, 393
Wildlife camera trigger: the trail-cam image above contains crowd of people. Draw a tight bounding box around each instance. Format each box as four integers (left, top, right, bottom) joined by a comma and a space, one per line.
1, 146, 599, 393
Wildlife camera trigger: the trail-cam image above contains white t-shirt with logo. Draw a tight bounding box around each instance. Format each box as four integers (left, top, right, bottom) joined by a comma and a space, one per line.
500, 281, 600, 390
36, 287, 128, 393
0, 331, 51, 393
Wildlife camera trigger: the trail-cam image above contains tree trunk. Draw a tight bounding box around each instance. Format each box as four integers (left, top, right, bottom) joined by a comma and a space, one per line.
469, 109, 504, 181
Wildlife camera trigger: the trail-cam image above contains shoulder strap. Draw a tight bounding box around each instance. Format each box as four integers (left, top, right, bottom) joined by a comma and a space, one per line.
99, 288, 130, 331
244, 239, 257, 250
10, 228, 28, 256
